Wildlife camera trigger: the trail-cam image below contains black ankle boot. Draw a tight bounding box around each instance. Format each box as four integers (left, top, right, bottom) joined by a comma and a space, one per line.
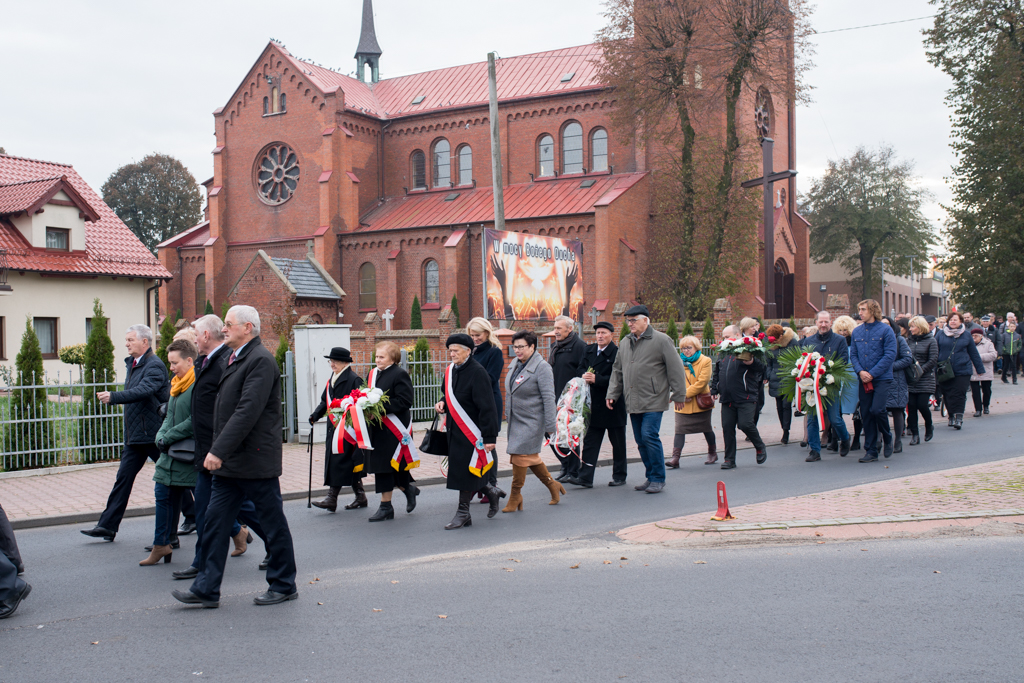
482, 484, 506, 519
403, 483, 420, 513
953, 413, 963, 430
312, 486, 340, 512
444, 502, 472, 529
909, 434, 920, 445
345, 480, 368, 510
368, 501, 395, 522
925, 425, 934, 441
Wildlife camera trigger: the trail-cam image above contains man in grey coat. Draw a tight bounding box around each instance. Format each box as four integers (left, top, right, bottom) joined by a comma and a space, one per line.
606, 305, 687, 493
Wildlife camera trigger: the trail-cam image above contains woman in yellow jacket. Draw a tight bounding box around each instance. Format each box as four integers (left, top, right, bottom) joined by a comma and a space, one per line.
666, 335, 717, 467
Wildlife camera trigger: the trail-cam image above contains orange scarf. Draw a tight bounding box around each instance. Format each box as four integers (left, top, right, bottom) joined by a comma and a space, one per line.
170, 367, 195, 397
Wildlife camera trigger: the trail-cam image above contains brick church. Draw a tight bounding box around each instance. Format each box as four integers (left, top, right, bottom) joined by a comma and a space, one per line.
157, 0, 812, 342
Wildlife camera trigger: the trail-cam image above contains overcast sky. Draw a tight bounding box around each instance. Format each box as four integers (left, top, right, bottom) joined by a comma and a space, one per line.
2, 0, 950, 226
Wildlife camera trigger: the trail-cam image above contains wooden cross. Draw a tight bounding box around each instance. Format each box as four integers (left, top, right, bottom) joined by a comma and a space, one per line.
382, 308, 394, 331
741, 137, 796, 320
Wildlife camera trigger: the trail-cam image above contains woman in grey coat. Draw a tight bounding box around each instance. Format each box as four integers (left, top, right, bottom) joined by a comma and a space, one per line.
502, 330, 562, 512
906, 316, 938, 445
885, 321, 914, 453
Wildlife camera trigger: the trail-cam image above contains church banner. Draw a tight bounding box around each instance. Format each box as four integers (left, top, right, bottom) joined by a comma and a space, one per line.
484, 229, 583, 321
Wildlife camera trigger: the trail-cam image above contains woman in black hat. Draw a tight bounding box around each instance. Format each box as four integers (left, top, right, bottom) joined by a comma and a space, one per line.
433, 333, 504, 528
309, 347, 367, 511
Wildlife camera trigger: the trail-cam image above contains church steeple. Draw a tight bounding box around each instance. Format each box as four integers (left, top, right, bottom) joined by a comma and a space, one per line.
354, 0, 382, 83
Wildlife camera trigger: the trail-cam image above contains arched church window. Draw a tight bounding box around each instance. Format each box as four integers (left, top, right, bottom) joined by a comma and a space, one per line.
590, 128, 608, 173
195, 274, 206, 317
411, 151, 426, 190
263, 97, 269, 116
433, 139, 451, 188
359, 262, 377, 310
279, 93, 286, 112
562, 122, 583, 174
457, 145, 472, 186
538, 135, 554, 177
423, 259, 439, 304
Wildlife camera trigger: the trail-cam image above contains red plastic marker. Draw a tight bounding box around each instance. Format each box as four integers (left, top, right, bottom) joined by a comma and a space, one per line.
711, 481, 735, 521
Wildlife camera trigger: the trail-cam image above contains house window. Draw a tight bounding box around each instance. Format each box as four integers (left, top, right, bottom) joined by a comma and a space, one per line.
591, 128, 609, 172
195, 273, 207, 317
423, 259, 439, 305
34, 318, 58, 359
85, 317, 109, 340
359, 262, 377, 310
538, 135, 554, 177
562, 122, 583, 174
411, 151, 426, 189
46, 228, 69, 251
433, 139, 451, 188
457, 145, 472, 186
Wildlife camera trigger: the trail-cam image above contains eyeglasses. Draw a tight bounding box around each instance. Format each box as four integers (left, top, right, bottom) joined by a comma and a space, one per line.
626, 317, 640, 324
512, 345, 530, 351
223, 321, 247, 329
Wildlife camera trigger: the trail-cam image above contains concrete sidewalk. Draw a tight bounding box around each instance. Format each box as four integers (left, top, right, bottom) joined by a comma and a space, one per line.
619, 455, 1024, 545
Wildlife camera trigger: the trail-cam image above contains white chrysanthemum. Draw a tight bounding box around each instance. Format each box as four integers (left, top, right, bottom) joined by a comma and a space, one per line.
825, 374, 835, 385
819, 386, 827, 397
811, 352, 821, 360
368, 387, 384, 400
356, 397, 369, 408
828, 360, 835, 368
569, 417, 586, 436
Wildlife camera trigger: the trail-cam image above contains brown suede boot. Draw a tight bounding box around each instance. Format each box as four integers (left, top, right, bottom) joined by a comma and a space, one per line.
529, 463, 566, 505
502, 465, 527, 512
139, 544, 172, 566
666, 448, 681, 469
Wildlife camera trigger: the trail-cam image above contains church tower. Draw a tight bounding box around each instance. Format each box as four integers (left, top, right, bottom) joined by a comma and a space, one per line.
355, 0, 382, 83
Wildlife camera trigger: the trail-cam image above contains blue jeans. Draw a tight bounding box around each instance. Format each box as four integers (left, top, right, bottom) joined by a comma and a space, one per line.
153, 483, 191, 546
629, 412, 665, 484
807, 400, 851, 452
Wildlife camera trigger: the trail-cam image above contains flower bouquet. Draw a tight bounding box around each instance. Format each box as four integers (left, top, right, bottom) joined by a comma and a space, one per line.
713, 333, 769, 362
551, 377, 591, 456
328, 385, 390, 451
777, 347, 854, 430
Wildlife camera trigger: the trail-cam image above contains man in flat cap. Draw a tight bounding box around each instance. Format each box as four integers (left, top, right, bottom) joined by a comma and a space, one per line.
606, 305, 687, 494
571, 321, 628, 487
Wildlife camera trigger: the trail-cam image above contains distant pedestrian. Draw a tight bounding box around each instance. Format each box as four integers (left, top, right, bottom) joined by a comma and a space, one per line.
548, 315, 586, 482
935, 311, 985, 430
81, 324, 170, 542
711, 338, 767, 470
668, 335, 716, 467
970, 327, 997, 417
850, 299, 897, 462
309, 347, 366, 512
739, 317, 766, 427
574, 321, 628, 486
607, 305, 687, 492
764, 324, 798, 445
999, 322, 1020, 384
906, 316, 938, 445
172, 306, 298, 608
831, 316, 860, 449
467, 317, 505, 497
884, 320, 914, 454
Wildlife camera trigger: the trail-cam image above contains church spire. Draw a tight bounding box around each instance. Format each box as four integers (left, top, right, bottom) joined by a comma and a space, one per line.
354, 0, 382, 83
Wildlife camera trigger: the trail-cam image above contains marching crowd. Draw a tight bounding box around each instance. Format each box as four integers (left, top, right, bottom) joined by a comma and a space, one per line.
0, 299, 1014, 618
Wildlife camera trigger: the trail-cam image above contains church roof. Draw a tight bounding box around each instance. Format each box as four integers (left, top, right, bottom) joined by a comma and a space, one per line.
355, 0, 382, 56
273, 42, 606, 119
356, 172, 647, 233
0, 154, 171, 279
270, 257, 342, 300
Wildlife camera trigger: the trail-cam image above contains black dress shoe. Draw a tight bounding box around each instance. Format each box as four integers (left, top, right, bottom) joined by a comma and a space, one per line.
171, 589, 218, 608
755, 448, 767, 464
974, 411, 982, 417
781, 430, 789, 445
16, 565, 25, 576
368, 502, 395, 522
858, 454, 878, 463
80, 526, 116, 541
172, 565, 200, 580
720, 460, 736, 470
0, 583, 31, 619
254, 590, 298, 606
909, 434, 920, 445
984, 407, 990, 414
925, 426, 934, 442
839, 439, 851, 457
403, 483, 420, 513
555, 472, 569, 482
178, 521, 197, 535
259, 552, 270, 570
608, 479, 626, 487
566, 476, 584, 486
805, 450, 821, 462
145, 537, 179, 552
577, 481, 593, 489
883, 440, 893, 458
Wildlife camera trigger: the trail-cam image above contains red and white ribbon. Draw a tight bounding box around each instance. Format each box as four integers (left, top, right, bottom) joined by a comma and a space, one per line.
551, 381, 582, 457
383, 413, 419, 471
444, 363, 491, 477
794, 354, 828, 432
327, 379, 360, 455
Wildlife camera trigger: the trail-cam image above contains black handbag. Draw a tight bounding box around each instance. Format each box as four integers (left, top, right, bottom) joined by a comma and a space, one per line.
167, 437, 196, 464
936, 358, 955, 384
419, 414, 448, 456
905, 361, 923, 384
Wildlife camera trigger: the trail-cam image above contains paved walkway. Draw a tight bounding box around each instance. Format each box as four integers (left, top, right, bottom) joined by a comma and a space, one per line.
619, 455, 1024, 544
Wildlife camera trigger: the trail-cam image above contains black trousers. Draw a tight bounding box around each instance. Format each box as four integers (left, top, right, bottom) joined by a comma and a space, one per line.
0, 548, 26, 604
190, 469, 266, 570
97, 443, 160, 532
551, 444, 580, 477
775, 396, 792, 433
971, 380, 992, 412
1001, 356, 1017, 381
721, 402, 764, 462
191, 476, 297, 602
0, 502, 23, 572
579, 423, 627, 485
753, 385, 765, 426
940, 375, 971, 416
859, 380, 892, 458
907, 392, 932, 436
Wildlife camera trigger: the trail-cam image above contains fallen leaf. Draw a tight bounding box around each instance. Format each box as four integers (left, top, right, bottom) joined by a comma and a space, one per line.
693, 560, 706, 564
504, 568, 514, 572
91, 641, 99, 645
603, 560, 612, 564
860, 549, 868, 551
570, 563, 580, 569
314, 577, 320, 581
509, 558, 521, 563
814, 532, 823, 537
934, 570, 941, 574
372, 608, 382, 612
620, 557, 628, 560
317, 602, 323, 605
438, 615, 447, 619
817, 541, 826, 544
391, 581, 399, 584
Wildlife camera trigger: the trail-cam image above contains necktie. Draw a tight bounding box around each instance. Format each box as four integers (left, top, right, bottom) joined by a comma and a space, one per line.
228, 352, 237, 366
202, 355, 210, 370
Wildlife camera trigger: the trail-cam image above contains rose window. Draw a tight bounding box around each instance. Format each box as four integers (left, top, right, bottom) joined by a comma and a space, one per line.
754, 89, 772, 141
255, 144, 300, 204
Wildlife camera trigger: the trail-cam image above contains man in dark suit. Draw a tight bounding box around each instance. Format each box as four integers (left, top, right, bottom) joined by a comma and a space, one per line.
173, 306, 297, 608
569, 322, 628, 487
548, 315, 587, 481
172, 315, 267, 581
81, 324, 170, 542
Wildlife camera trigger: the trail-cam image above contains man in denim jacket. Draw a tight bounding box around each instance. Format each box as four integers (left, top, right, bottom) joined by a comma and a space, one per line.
850, 299, 896, 462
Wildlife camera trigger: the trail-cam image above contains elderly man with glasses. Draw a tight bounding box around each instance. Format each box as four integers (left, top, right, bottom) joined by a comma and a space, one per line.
606, 305, 687, 494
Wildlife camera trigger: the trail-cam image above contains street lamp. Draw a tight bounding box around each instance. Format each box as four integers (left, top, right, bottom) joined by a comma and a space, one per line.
819, 284, 827, 312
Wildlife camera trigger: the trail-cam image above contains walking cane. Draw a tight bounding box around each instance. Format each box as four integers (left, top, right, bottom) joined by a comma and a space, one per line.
307, 428, 314, 508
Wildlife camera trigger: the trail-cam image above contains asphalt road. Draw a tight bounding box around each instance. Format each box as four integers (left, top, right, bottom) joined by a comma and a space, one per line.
3, 409, 1023, 682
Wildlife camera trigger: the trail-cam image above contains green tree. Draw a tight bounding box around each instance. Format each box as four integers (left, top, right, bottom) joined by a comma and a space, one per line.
221, 301, 230, 319
409, 337, 436, 421
410, 295, 423, 329
450, 295, 461, 328
275, 334, 289, 373
789, 315, 797, 330
156, 314, 177, 372
925, 2, 1024, 313
802, 146, 937, 301
80, 299, 121, 462
681, 320, 695, 339
620, 320, 630, 341
4, 319, 52, 469
701, 318, 715, 343
204, 300, 214, 315
101, 153, 203, 254
666, 319, 679, 343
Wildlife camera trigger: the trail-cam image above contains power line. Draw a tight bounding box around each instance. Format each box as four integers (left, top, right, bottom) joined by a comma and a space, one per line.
815, 15, 935, 35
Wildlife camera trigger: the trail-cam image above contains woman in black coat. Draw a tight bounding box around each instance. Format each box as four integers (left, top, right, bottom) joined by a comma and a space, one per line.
309, 347, 366, 512
433, 334, 504, 528
363, 342, 418, 522
467, 317, 504, 497
906, 316, 938, 445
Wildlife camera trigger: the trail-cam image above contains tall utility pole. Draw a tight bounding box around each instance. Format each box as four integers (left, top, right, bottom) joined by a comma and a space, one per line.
875, 256, 889, 310
901, 255, 919, 315
485, 52, 506, 320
